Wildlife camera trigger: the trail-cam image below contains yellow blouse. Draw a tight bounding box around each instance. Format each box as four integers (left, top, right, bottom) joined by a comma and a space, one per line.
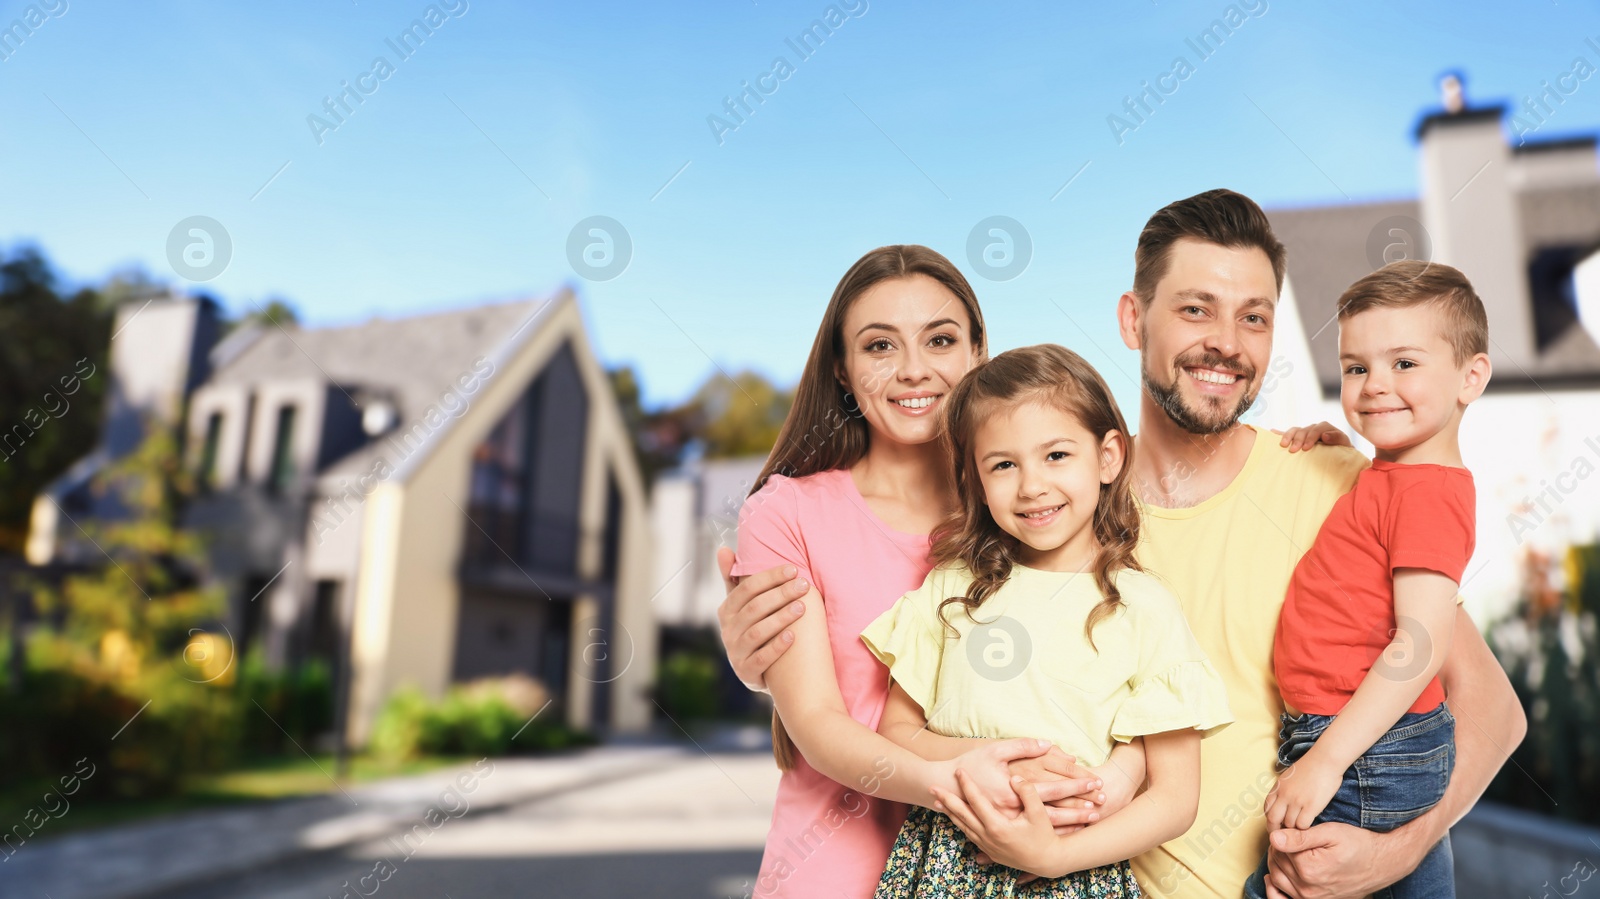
860, 562, 1233, 767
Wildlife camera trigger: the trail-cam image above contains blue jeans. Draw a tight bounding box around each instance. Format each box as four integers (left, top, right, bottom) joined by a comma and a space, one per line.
1244, 703, 1455, 899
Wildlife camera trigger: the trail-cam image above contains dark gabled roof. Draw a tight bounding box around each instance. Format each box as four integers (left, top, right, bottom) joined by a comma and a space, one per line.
208, 293, 567, 480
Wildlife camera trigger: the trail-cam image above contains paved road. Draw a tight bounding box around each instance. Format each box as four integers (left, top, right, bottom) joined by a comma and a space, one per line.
115, 743, 1596, 899
150, 748, 779, 899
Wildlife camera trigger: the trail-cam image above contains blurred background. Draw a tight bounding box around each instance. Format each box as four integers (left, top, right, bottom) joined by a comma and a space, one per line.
3, 1, 1600, 896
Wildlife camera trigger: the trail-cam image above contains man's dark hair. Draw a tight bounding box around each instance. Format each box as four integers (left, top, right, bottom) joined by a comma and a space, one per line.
1132, 189, 1287, 304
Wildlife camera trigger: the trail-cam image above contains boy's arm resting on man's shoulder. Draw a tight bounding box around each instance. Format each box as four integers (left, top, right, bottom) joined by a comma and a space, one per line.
1265, 605, 1526, 899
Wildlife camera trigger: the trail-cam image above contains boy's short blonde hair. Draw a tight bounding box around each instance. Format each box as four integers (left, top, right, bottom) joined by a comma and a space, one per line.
1336, 260, 1488, 366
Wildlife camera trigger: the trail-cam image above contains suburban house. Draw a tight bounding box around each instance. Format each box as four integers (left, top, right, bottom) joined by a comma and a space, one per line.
26, 288, 657, 744
1261, 76, 1600, 624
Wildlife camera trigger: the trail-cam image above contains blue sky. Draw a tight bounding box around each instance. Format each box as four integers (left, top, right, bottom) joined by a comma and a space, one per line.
4, 0, 1600, 409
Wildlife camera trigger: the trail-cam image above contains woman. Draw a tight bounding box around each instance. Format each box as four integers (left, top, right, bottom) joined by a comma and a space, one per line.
722, 245, 1144, 898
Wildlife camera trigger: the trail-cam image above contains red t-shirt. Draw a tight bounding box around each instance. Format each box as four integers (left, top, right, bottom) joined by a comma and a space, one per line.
1274, 460, 1475, 716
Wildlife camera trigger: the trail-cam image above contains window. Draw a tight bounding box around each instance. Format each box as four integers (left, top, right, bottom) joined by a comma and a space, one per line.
461, 342, 588, 574
199, 412, 223, 490
237, 393, 256, 482
601, 470, 622, 583
268, 405, 296, 495
1528, 245, 1585, 351
239, 574, 269, 656
305, 579, 342, 670
465, 399, 526, 562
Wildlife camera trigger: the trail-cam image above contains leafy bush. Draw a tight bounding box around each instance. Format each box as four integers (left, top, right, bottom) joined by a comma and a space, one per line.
4, 641, 241, 799
5, 429, 331, 798
654, 650, 720, 721
371, 675, 594, 760
8, 430, 243, 798
236, 649, 333, 757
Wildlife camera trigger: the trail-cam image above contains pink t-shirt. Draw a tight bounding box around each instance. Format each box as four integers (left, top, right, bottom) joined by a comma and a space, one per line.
731, 468, 933, 899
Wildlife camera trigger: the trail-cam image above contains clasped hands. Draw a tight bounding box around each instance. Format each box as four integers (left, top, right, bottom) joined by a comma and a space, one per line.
931, 742, 1140, 879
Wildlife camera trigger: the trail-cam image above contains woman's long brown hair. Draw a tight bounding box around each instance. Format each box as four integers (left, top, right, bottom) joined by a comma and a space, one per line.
930, 344, 1142, 651
749, 245, 987, 771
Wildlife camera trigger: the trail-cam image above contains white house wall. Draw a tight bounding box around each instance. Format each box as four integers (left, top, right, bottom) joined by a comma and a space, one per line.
648, 475, 699, 625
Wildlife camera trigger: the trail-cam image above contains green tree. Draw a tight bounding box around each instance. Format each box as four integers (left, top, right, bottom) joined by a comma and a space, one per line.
607, 367, 793, 487
694, 371, 792, 460
608, 365, 689, 486
237, 297, 299, 331
17, 425, 236, 797
0, 247, 111, 553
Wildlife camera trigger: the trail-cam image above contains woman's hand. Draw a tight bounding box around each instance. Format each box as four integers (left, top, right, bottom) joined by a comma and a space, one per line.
1008, 748, 1104, 828
974, 742, 1141, 876
715, 547, 807, 691
933, 770, 1068, 879
1274, 422, 1352, 453
950, 740, 1064, 814
978, 749, 1105, 885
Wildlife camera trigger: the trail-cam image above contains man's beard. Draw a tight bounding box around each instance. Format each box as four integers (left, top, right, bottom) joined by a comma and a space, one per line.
1142, 350, 1259, 436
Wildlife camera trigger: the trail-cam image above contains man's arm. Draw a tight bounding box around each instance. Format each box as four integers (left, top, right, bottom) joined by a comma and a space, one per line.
1266, 606, 1526, 899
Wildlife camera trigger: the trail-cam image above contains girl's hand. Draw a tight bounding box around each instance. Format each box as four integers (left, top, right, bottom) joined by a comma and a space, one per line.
953, 739, 1056, 814
1274, 422, 1352, 453
1263, 756, 1342, 830
976, 747, 1100, 884
1007, 748, 1104, 828
932, 770, 1067, 878
974, 745, 1139, 873
1083, 752, 1140, 822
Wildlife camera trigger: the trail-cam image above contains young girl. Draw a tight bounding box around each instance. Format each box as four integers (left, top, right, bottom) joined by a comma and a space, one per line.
861, 344, 1234, 897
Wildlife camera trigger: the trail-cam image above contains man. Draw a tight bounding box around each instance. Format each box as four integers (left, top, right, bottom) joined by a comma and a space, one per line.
717, 189, 1525, 898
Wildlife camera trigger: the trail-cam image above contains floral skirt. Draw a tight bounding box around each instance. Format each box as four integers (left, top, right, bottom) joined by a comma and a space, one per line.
875, 805, 1142, 899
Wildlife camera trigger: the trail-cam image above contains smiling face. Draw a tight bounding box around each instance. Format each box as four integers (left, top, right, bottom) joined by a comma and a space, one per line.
973, 397, 1123, 571
836, 274, 982, 448
1127, 238, 1278, 435
1338, 303, 1483, 461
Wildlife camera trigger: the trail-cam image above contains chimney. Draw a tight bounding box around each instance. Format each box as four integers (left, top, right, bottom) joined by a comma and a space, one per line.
1440, 72, 1465, 114
102, 293, 222, 456
1415, 74, 1538, 372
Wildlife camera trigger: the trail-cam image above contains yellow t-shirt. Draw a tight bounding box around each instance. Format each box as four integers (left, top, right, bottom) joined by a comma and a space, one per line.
861, 563, 1233, 768
1129, 426, 1368, 899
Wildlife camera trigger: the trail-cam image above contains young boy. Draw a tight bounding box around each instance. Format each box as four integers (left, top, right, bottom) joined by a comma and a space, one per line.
1245, 260, 1493, 899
